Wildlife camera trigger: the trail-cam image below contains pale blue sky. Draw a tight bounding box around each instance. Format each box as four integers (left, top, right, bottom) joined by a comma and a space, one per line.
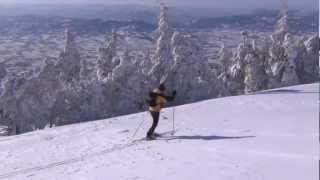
0, 0, 317, 10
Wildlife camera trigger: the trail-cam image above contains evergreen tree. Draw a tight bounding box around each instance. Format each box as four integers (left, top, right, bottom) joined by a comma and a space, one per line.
229, 32, 252, 94
272, 4, 289, 43
281, 33, 300, 86
97, 30, 120, 82
164, 32, 218, 103
57, 28, 81, 84
303, 35, 320, 82
0, 62, 6, 82
149, 4, 173, 83
268, 5, 291, 88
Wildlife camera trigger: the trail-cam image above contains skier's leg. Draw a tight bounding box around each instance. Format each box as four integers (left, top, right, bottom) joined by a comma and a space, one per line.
147, 112, 155, 137
147, 111, 159, 137
153, 112, 160, 134
147, 112, 157, 137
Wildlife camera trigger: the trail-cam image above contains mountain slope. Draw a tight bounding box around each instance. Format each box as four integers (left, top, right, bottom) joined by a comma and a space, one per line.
0, 83, 318, 180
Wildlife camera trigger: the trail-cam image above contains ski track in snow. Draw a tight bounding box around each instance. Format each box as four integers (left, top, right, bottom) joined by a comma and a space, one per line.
0, 83, 318, 180
0, 142, 138, 179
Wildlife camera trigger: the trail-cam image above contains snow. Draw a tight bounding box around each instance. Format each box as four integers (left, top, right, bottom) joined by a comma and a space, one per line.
0, 83, 318, 180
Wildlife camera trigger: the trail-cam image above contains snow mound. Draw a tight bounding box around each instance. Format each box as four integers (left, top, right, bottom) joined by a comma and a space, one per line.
0, 83, 318, 180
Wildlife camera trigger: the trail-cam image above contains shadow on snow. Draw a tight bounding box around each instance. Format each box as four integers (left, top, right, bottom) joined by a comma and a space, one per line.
251, 89, 319, 95
158, 135, 256, 141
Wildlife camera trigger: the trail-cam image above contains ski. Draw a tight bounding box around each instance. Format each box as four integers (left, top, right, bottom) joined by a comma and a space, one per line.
131, 130, 177, 143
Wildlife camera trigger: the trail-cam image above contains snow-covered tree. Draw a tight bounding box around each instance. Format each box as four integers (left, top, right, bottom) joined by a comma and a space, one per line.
97, 30, 120, 82
267, 6, 292, 88
302, 35, 320, 82
280, 33, 300, 86
215, 44, 233, 96
109, 49, 148, 113
149, 4, 173, 83
271, 5, 289, 43
227, 31, 271, 94
267, 40, 286, 88
294, 38, 308, 79
140, 48, 153, 74
218, 44, 233, 72
243, 51, 268, 93
246, 38, 270, 92
229, 32, 253, 94
268, 38, 286, 67
0, 63, 6, 81
162, 32, 218, 104
80, 59, 93, 82
56, 28, 81, 84
0, 29, 84, 134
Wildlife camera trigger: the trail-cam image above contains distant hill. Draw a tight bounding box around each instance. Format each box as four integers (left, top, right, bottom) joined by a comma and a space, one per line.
189, 9, 318, 33
0, 16, 156, 36
0, 4, 318, 33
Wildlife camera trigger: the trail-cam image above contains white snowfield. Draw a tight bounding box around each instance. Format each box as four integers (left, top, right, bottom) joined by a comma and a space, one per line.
0, 83, 319, 180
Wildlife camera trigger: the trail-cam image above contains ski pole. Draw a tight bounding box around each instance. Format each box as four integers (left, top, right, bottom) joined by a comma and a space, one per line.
131, 111, 147, 141
171, 107, 175, 135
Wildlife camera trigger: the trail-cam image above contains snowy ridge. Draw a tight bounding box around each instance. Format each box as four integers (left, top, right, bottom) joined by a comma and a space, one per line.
0, 83, 318, 180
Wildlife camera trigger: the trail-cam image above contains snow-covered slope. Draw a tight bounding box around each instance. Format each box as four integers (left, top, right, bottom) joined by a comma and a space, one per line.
0, 83, 318, 180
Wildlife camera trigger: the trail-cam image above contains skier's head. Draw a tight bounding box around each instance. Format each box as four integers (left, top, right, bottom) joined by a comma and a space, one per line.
159, 83, 166, 91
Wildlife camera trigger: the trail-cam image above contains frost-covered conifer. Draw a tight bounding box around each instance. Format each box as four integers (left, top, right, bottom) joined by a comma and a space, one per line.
218, 44, 233, 72
302, 35, 320, 82
149, 4, 173, 83
56, 29, 81, 84
0, 63, 6, 81
280, 33, 300, 86
163, 32, 218, 103
271, 5, 289, 43
229, 32, 253, 94
267, 6, 292, 88
97, 30, 120, 82
243, 52, 268, 93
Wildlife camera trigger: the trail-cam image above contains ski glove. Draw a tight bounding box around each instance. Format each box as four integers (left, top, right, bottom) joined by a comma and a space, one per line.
172, 90, 177, 96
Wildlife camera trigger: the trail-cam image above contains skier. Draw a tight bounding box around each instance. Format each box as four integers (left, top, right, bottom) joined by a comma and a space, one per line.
146, 83, 176, 140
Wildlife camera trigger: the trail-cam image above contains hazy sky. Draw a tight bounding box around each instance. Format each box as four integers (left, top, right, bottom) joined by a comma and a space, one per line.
0, 0, 317, 10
